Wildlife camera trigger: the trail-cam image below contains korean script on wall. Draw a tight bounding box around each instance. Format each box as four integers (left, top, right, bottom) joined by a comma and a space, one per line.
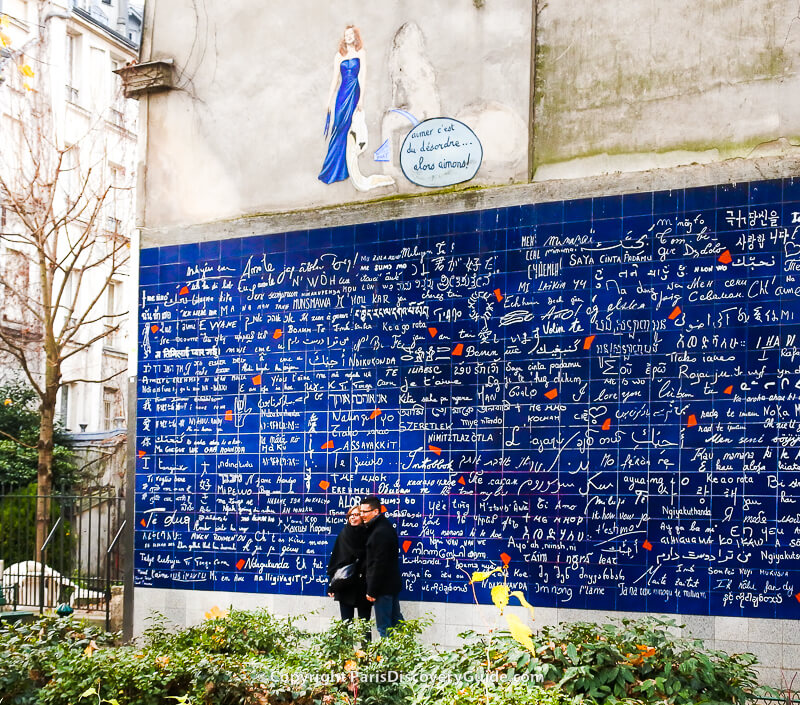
136, 178, 800, 618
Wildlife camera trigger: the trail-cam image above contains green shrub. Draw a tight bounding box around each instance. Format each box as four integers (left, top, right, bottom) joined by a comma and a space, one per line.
142, 608, 305, 657
0, 610, 776, 705
527, 617, 768, 704
0, 615, 114, 704
414, 617, 771, 705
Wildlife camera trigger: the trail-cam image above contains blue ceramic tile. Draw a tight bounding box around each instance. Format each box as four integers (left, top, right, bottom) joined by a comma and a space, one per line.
140, 247, 159, 267
240, 235, 263, 256
220, 238, 242, 259
159, 244, 180, 265
535, 199, 563, 224
653, 188, 684, 215
506, 205, 522, 228
452, 210, 480, 234
198, 239, 220, 260
622, 190, 653, 217
564, 197, 592, 222
685, 185, 717, 211
784, 176, 800, 201
593, 194, 622, 220
518, 203, 535, 227
158, 263, 183, 284
716, 181, 750, 208
749, 179, 782, 205
139, 266, 159, 286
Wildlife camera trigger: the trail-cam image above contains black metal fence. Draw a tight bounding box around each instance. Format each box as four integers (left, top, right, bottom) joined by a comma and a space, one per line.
0, 485, 125, 629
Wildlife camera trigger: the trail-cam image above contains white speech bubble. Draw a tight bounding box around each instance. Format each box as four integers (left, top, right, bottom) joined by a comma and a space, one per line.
400, 118, 482, 188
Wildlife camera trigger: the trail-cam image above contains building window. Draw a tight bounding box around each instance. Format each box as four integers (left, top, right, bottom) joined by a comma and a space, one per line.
89, 46, 105, 111
62, 144, 80, 199
59, 384, 70, 429
3, 250, 29, 323
66, 33, 80, 103
107, 163, 125, 231
61, 269, 80, 333
107, 280, 118, 315
104, 280, 120, 347
103, 387, 117, 430
110, 58, 125, 119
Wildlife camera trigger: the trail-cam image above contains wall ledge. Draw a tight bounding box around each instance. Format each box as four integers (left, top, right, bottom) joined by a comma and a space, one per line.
140, 155, 800, 248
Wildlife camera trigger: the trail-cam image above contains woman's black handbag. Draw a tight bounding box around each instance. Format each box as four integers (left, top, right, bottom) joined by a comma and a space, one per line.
329, 561, 359, 591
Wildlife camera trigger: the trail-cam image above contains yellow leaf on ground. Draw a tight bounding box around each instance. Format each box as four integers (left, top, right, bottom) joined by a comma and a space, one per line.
505, 613, 535, 653
491, 584, 510, 613
0, 14, 9, 27
0, 31, 11, 47
19, 64, 34, 77
83, 639, 99, 657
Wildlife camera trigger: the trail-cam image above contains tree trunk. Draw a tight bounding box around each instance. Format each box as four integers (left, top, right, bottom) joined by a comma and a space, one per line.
34, 370, 57, 557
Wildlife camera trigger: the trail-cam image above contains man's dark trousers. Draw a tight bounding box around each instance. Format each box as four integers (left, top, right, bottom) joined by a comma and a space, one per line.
372, 593, 403, 637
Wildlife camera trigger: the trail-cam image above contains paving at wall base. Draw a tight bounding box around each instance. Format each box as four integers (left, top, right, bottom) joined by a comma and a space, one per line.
136, 177, 800, 619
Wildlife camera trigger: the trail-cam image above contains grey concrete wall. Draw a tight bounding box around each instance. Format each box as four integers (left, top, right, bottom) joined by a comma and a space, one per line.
141, 153, 800, 248
139, 0, 800, 233
140, 0, 532, 229
533, 0, 800, 180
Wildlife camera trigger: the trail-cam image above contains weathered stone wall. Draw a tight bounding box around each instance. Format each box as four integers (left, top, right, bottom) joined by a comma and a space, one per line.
533, 0, 800, 180
139, 0, 532, 230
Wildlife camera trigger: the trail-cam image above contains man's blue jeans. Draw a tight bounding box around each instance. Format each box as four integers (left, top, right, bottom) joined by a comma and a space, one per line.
373, 593, 403, 637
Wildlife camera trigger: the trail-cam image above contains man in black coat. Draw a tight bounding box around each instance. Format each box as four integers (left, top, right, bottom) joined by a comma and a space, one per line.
360, 495, 404, 637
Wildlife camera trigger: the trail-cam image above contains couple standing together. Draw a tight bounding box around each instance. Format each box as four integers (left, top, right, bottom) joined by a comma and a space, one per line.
327, 495, 404, 638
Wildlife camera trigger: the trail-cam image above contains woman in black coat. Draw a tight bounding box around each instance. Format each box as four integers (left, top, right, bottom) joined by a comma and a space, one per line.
327, 505, 372, 627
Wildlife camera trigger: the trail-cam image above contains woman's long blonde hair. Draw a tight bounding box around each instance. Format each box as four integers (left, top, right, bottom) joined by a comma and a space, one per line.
338, 25, 363, 56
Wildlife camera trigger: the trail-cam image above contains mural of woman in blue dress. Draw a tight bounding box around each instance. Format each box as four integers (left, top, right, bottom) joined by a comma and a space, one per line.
319, 25, 394, 191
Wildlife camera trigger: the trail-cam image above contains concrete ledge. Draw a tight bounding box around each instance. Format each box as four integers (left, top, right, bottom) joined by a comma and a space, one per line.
140, 155, 800, 248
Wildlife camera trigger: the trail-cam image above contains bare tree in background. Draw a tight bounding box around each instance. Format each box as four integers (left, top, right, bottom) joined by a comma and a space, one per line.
0, 1, 131, 553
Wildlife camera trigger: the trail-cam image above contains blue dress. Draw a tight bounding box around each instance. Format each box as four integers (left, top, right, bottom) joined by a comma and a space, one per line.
319, 57, 360, 184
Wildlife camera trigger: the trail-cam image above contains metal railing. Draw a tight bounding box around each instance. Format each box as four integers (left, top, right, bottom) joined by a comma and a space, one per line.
0, 485, 125, 627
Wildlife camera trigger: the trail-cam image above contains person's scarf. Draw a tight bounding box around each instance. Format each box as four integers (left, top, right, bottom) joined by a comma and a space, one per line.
332, 522, 367, 569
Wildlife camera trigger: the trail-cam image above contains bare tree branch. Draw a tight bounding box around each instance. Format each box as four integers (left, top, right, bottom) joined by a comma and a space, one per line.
0, 427, 37, 449
61, 322, 124, 361
63, 368, 125, 386
0, 0, 136, 553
